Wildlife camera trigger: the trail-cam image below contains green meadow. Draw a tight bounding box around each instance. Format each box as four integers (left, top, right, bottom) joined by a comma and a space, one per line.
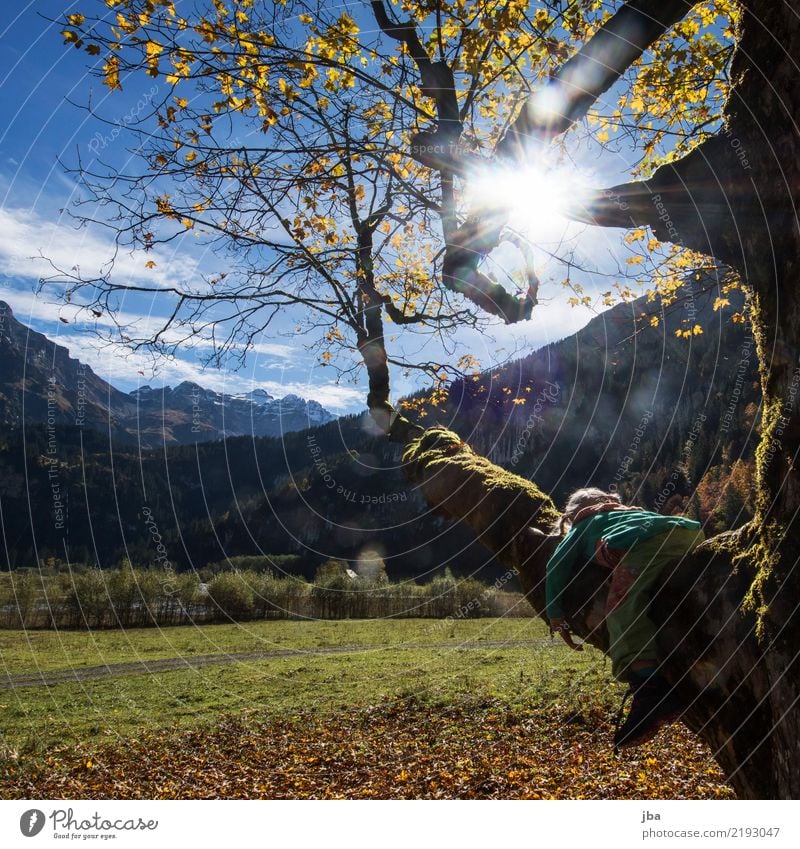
0, 618, 616, 752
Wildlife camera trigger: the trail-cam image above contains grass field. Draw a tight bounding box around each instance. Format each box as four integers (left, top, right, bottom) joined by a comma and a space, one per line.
0, 618, 580, 748
0, 617, 543, 675
0, 619, 734, 799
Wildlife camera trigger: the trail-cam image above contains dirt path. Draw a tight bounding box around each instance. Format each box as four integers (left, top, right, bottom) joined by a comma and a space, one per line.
0, 638, 549, 690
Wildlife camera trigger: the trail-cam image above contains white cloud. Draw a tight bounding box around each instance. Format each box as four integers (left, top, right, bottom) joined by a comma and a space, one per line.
0, 205, 201, 289
257, 379, 365, 411
0, 285, 162, 336
247, 339, 298, 359
0, 283, 299, 363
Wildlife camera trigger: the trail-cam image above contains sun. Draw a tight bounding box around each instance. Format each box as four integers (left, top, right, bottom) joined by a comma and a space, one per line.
465, 154, 589, 240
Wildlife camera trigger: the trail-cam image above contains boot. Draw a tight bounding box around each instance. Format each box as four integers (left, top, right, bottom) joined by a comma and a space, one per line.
613, 674, 684, 752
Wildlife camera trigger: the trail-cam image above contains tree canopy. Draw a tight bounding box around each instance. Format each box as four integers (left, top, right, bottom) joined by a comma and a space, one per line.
57, 0, 738, 424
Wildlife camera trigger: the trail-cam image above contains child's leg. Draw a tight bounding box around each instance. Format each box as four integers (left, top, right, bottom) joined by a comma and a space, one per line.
606, 526, 705, 681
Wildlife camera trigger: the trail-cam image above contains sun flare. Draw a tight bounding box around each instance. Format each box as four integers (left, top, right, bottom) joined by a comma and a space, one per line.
465, 157, 589, 239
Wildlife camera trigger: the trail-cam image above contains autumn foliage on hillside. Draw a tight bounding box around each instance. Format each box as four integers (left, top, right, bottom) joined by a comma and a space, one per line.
689, 457, 756, 533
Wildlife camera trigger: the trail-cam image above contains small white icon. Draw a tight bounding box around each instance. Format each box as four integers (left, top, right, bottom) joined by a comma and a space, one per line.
20, 809, 46, 837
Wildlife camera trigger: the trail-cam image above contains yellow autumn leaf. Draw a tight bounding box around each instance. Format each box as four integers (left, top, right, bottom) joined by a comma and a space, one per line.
103, 56, 122, 91
624, 229, 647, 244
155, 195, 174, 216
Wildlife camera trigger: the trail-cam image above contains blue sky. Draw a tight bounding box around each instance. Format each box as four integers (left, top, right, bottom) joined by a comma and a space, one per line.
0, 1, 641, 414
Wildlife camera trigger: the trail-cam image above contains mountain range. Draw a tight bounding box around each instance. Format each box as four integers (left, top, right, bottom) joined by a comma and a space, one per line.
0, 301, 335, 446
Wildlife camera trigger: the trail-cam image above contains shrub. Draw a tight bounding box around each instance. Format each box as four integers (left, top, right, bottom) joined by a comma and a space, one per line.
65, 569, 110, 629
205, 571, 256, 620
311, 573, 356, 618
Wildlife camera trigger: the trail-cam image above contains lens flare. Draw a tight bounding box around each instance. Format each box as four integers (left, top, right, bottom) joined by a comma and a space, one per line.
465, 155, 590, 239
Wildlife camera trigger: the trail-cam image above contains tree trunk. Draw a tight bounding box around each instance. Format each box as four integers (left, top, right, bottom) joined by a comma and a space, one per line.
605, 0, 800, 795
373, 0, 800, 797
718, 0, 800, 798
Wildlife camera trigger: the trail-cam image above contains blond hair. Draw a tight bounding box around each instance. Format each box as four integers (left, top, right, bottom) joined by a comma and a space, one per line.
554, 487, 621, 535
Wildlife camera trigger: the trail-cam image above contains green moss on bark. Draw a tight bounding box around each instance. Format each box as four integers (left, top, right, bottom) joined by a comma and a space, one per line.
738, 520, 784, 642
403, 427, 558, 520
402, 427, 560, 563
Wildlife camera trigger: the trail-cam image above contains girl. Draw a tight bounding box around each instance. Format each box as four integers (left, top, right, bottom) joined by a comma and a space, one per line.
546, 488, 705, 750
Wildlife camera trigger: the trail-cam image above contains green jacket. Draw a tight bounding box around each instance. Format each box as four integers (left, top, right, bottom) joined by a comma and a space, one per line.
545, 510, 701, 619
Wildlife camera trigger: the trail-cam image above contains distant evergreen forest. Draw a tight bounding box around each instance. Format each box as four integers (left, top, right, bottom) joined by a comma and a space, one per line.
0, 287, 760, 585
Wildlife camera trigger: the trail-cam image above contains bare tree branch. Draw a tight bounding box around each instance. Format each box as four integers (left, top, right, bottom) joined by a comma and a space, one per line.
498, 0, 699, 152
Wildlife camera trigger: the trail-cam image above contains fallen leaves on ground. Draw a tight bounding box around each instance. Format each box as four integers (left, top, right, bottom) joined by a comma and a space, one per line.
1, 698, 734, 799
